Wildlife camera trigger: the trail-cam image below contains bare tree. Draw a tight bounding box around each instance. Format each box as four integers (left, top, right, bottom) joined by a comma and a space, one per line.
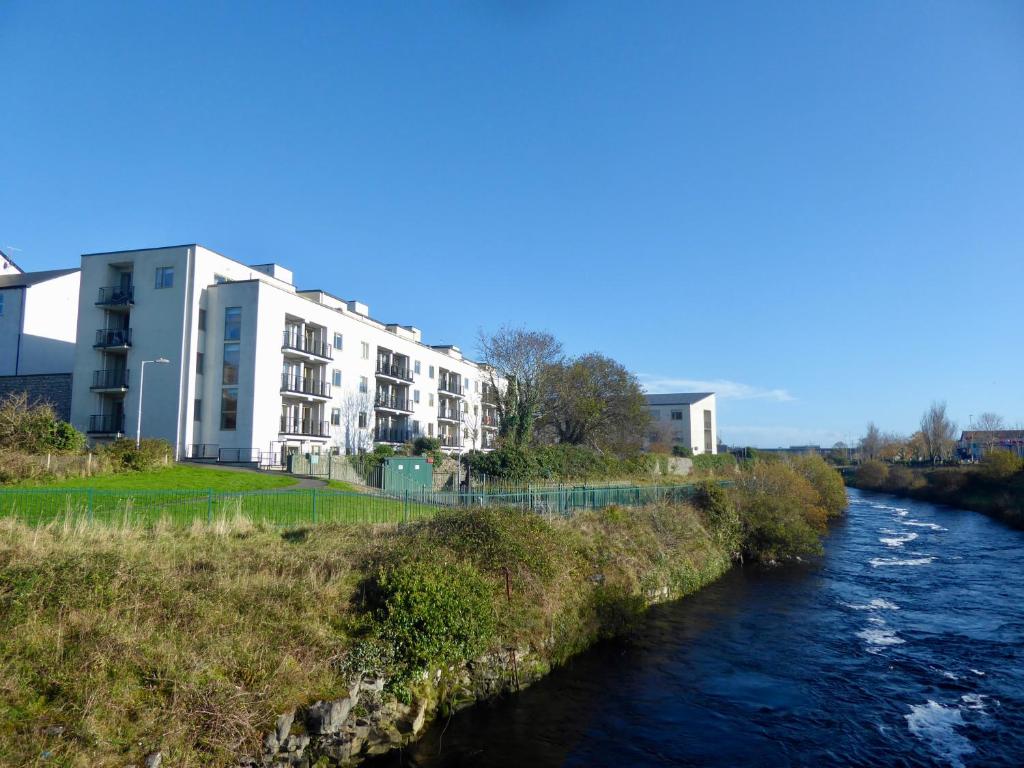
336, 392, 373, 455
462, 389, 482, 451
920, 401, 957, 464
477, 326, 563, 448
859, 422, 883, 461
969, 412, 1005, 455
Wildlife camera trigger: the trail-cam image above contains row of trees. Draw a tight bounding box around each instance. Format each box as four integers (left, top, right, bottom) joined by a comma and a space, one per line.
478, 326, 650, 456
854, 404, 1017, 464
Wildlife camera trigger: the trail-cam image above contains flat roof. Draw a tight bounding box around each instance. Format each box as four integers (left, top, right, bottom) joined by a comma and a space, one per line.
645, 392, 715, 406
0, 267, 79, 289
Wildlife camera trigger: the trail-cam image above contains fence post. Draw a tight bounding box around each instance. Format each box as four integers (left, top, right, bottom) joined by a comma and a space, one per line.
404, 489, 409, 523
207, 489, 213, 524
312, 488, 318, 523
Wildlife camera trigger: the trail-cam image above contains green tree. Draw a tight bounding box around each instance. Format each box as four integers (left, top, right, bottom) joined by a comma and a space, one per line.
538, 353, 650, 455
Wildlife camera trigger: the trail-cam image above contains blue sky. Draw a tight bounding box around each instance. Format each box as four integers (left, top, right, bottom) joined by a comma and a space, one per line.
2, 1, 1022, 447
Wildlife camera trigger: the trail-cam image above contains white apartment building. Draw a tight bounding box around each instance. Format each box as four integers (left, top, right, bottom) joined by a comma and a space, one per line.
69, 245, 500, 462
645, 392, 718, 455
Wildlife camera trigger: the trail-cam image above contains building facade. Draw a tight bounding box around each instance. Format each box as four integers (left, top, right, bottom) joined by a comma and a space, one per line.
958, 430, 1024, 460
68, 245, 500, 461
644, 392, 718, 455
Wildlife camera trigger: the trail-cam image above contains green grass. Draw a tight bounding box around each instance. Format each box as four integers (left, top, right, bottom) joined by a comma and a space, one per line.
12, 464, 299, 491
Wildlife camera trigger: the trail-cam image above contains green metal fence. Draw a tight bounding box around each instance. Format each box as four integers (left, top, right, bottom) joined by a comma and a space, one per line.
0, 483, 698, 528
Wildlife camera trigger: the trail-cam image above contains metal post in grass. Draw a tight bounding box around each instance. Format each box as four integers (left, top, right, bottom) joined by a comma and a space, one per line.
311, 488, 318, 524
404, 489, 409, 523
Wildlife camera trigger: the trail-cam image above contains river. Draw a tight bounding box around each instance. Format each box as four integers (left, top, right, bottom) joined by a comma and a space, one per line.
370, 488, 1024, 767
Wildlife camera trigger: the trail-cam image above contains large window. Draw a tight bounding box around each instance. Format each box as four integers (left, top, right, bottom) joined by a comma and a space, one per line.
220, 388, 238, 430
331, 408, 341, 426
155, 266, 174, 289
704, 410, 713, 453
358, 412, 367, 429
361, 341, 370, 360
194, 398, 202, 422
222, 343, 240, 385
334, 333, 343, 349
359, 376, 368, 394
671, 410, 683, 421
224, 307, 241, 340
196, 353, 204, 375
198, 308, 206, 331
332, 369, 342, 387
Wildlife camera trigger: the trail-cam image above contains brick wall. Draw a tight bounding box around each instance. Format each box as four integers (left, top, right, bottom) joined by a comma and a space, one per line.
0, 373, 73, 421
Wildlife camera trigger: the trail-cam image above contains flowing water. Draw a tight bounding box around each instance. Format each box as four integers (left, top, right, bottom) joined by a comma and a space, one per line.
370, 488, 1024, 767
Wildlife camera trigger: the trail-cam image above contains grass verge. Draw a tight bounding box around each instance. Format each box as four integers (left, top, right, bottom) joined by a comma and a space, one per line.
10, 464, 298, 491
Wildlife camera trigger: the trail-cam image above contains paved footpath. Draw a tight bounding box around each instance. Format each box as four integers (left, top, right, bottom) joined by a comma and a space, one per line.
180, 461, 327, 489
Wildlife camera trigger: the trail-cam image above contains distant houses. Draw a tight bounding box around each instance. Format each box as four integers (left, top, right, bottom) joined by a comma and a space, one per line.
644, 392, 718, 455
958, 430, 1024, 460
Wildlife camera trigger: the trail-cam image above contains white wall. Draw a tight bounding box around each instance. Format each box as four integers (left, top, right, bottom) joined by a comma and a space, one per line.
20, 272, 80, 374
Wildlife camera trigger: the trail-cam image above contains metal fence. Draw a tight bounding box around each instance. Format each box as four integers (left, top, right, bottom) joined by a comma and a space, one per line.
0, 483, 698, 528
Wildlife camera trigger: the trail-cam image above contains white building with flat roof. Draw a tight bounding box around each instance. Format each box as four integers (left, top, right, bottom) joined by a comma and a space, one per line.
644, 392, 717, 455
69, 245, 500, 462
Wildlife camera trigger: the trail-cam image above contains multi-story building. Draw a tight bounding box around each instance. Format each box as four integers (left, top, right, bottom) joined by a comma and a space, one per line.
68, 244, 500, 461
644, 392, 718, 455
0, 252, 81, 418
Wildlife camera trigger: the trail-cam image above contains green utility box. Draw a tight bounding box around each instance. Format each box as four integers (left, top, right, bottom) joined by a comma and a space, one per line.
382, 456, 434, 492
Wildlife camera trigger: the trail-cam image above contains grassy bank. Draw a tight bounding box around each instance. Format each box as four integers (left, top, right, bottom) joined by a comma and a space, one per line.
847, 461, 1024, 529
11, 464, 298, 491
0, 457, 845, 767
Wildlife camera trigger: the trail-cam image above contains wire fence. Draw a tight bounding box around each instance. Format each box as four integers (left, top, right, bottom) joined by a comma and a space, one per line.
0, 483, 700, 528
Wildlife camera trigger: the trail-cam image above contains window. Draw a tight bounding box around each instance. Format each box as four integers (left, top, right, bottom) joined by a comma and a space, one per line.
412, 420, 420, 435
359, 376, 368, 394
671, 410, 683, 421
0, 294, 5, 316
198, 308, 206, 331
332, 332, 343, 349
222, 343, 240, 385
428, 423, 434, 437
194, 398, 201, 422
155, 266, 174, 289
220, 387, 238, 430
464, 376, 469, 390
196, 353, 204, 375
475, 380, 479, 393
704, 410, 713, 453
224, 307, 241, 341
413, 389, 420, 403
428, 365, 435, 379
358, 412, 367, 429
332, 369, 342, 387
214, 273, 228, 284
331, 408, 341, 426
414, 360, 421, 375
650, 409, 661, 421
428, 393, 434, 407
361, 342, 369, 360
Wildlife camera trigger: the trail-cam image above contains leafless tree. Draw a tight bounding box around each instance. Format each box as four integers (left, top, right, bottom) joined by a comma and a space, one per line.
462, 389, 482, 451
859, 422, 883, 461
971, 412, 1005, 431
477, 326, 563, 447
335, 392, 373, 455
920, 401, 957, 463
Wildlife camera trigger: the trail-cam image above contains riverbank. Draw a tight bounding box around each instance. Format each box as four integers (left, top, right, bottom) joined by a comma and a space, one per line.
845, 464, 1024, 529
0, 457, 845, 767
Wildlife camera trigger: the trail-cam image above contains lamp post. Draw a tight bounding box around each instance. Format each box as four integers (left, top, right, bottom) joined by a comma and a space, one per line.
136, 357, 170, 448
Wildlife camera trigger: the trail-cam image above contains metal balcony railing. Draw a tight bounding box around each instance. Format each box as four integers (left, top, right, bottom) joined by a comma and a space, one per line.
88, 414, 125, 434
91, 369, 129, 390
280, 374, 331, 398
482, 413, 498, 427
375, 360, 413, 382
94, 328, 132, 348
438, 407, 462, 422
281, 331, 333, 360
439, 379, 464, 396
374, 392, 414, 413
439, 434, 463, 448
279, 417, 331, 437
96, 285, 134, 306
374, 426, 412, 444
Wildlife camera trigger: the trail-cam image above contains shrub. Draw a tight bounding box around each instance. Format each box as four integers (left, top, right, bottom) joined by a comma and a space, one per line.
980, 450, 1023, 481
856, 459, 888, 488
672, 446, 693, 458
101, 438, 173, 471
884, 464, 921, 491
369, 560, 496, 683
692, 453, 737, 474
694, 479, 740, 548
791, 454, 847, 518
734, 460, 828, 561
411, 436, 440, 454
0, 393, 85, 455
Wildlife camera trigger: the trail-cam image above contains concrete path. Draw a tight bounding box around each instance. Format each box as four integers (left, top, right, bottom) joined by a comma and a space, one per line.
180, 461, 327, 488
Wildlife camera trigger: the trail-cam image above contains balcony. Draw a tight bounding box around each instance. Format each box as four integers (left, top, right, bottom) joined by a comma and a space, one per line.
375, 392, 414, 413
96, 285, 134, 308
375, 426, 412, 444
88, 414, 125, 434
375, 360, 413, 383
482, 413, 499, 428
438, 407, 462, 423
94, 328, 132, 349
91, 368, 129, 391
438, 434, 463, 449
279, 417, 330, 437
281, 374, 332, 399
439, 379, 464, 397
282, 331, 333, 361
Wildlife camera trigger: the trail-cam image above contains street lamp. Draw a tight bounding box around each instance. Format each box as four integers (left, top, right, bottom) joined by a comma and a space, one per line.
136, 357, 170, 448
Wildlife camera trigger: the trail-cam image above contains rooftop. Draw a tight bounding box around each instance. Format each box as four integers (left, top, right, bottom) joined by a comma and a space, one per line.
645, 392, 715, 406
0, 267, 79, 289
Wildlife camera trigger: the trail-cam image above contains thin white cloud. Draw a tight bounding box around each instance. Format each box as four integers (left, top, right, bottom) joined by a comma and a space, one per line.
637, 375, 796, 402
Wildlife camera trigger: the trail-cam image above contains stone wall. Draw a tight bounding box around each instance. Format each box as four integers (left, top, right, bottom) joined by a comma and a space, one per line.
0, 373, 73, 421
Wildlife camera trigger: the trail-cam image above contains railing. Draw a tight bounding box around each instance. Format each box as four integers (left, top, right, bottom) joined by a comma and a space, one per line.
482, 413, 498, 427
374, 393, 414, 412
375, 426, 412, 444
91, 369, 129, 390
94, 328, 132, 348
88, 414, 125, 434
280, 374, 331, 398
439, 434, 463, 449
96, 285, 134, 306
439, 379, 464, 396
279, 417, 331, 437
186, 443, 219, 459
281, 331, 333, 360
0, 483, 701, 528
375, 360, 413, 382
482, 434, 498, 449
438, 407, 462, 422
